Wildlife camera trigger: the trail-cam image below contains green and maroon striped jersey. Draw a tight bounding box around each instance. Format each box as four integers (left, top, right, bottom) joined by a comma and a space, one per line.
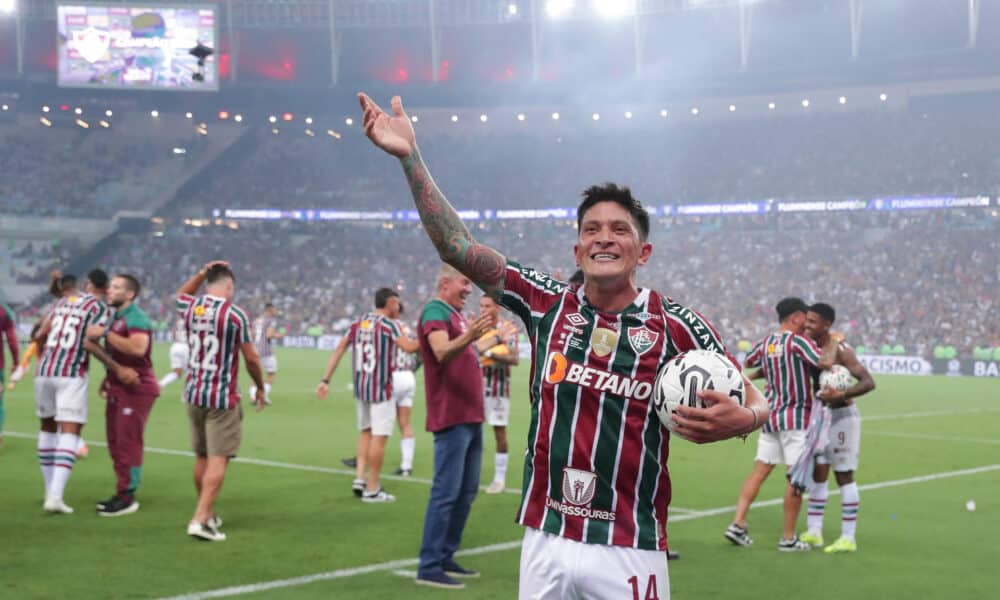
348, 312, 402, 404
500, 260, 737, 552
176, 293, 251, 410
37, 293, 108, 379
394, 322, 419, 372
481, 319, 519, 398
745, 331, 822, 432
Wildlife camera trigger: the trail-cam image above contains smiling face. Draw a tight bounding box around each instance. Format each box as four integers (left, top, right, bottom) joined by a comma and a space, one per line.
107, 276, 134, 309
805, 311, 830, 341
440, 272, 474, 311
573, 200, 652, 288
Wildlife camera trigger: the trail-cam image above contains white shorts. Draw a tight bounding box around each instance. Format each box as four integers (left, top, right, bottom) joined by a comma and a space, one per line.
169, 343, 189, 371
356, 398, 395, 437
755, 430, 808, 466
519, 527, 669, 600
34, 376, 89, 424
485, 394, 511, 427
262, 355, 278, 374
816, 405, 861, 472
391, 371, 415, 408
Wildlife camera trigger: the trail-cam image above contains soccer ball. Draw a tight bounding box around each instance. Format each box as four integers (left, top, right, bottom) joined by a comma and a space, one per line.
819, 364, 853, 391
653, 349, 746, 435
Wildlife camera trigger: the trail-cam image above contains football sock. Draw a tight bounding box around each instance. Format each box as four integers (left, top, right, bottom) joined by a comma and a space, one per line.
400, 437, 415, 471
50, 433, 80, 500
158, 371, 179, 388
807, 479, 828, 534
38, 431, 58, 496
841, 482, 859, 540
494, 452, 508, 484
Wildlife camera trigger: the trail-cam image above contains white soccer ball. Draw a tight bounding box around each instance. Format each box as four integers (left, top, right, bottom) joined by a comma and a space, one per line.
819, 364, 853, 391
653, 349, 746, 434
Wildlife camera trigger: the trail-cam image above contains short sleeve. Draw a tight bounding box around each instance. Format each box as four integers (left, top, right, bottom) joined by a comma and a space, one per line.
177, 293, 194, 317
499, 260, 567, 336
791, 334, 822, 367
662, 299, 740, 370
745, 341, 764, 368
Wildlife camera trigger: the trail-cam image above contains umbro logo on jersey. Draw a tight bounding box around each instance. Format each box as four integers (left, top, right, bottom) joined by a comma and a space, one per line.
565, 313, 588, 327
544, 352, 653, 400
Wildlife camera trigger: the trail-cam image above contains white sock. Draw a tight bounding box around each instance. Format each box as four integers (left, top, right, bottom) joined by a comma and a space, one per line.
38, 431, 58, 496
264, 383, 272, 400
49, 433, 80, 501
400, 437, 415, 471
158, 371, 179, 387
840, 482, 859, 541
494, 452, 509, 484
249, 385, 257, 399
807, 479, 828, 535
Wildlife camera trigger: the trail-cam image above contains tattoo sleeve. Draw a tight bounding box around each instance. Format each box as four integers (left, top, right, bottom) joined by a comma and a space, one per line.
401, 148, 506, 299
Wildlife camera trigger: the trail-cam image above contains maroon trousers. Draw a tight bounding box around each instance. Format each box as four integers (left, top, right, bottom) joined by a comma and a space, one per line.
105, 390, 156, 498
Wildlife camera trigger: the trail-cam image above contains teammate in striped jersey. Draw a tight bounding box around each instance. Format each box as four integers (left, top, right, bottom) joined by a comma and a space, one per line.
391, 303, 420, 477
177, 262, 267, 542
316, 287, 419, 502
724, 297, 838, 552
477, 295, 520, 495
32, 269, 122, 513
799, 303, 875, 554
249, 303, 282, 405
360, 92, 769, 596
157, 318, 189, 391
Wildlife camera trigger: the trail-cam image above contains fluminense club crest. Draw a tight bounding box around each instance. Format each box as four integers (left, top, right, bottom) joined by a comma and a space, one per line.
627, 326, 658, 356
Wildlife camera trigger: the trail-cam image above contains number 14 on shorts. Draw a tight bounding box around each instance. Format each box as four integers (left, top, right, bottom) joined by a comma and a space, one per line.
628, 574, 660, 600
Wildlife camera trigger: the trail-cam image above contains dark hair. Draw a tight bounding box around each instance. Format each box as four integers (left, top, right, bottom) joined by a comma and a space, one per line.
264, 302, 275, 310
398, 302, 405, 315
775, 297, 809, 322
576, 183, 650, 242
115, 274, 141, 298
374, 287, 398, 309
87, 268, 109, 291
809, 302, 836, 324
568, 269, 585, 286
59, 274, 78, 292
205, 264, 236, 285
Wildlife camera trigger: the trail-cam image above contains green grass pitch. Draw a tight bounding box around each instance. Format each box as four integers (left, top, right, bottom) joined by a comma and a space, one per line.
0, 345, 997, 599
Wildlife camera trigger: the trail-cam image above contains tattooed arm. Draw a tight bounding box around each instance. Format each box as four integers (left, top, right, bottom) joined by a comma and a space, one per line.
359, 93, 507, 299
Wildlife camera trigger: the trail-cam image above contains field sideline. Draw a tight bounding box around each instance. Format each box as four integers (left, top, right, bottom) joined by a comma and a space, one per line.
0, 345, 996, 599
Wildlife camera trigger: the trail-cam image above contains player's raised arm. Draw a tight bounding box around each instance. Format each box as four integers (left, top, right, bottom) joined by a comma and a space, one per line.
358, 93, 507, 299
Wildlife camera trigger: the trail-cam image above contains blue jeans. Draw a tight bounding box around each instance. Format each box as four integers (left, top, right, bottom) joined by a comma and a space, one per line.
418, 422, 483, 577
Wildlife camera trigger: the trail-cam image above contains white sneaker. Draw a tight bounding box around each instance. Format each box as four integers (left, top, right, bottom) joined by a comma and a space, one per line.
485, 480, 506, 494
43, 497, 74, 514
208, 515, 223, 530
10, 365, 24, 383
188, 520, 226, 542
352, 478, 365, 497
361, 488, 396, 503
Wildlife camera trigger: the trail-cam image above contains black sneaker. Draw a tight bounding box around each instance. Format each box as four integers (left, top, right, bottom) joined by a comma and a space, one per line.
442, 560, 479, 578
341, 456, 357, 468
416, 571, 465, 590
724, 523, 754, 547
95, 494, 119, 510
97, 495, 140, 517
667, 549, 681, 561
393, 467, 412, 477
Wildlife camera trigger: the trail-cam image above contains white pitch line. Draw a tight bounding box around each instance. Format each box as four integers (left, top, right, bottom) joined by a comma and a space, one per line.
391, 570, 417, 579
865, 431, 1000, 445
861, 407, 1000, 422
156, 463, 1000, 599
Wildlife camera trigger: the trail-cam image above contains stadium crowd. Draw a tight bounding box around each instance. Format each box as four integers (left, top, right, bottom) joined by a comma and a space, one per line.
72, 209, 998, 358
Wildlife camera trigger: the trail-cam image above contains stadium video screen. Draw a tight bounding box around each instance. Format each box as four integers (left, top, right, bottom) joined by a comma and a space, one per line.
57, 3, 218, 91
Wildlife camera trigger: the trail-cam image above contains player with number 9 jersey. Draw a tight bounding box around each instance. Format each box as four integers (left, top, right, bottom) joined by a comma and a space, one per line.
176, 293, 252, 410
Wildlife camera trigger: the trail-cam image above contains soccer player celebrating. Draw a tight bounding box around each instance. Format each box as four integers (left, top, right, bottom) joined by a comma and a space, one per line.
0, 301, 19, 448
316, 287, 419, 502
360, 93, 766, 597
392, 303, 419, 477
724, 297, 837, 552
250, 303, 283, 405
33, 270, 120, 513
799, 303, 875, 554
88, 274, 160, 516
157, 318, 189, 391
477, 295, 520, 495
177, 262, 267, 541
